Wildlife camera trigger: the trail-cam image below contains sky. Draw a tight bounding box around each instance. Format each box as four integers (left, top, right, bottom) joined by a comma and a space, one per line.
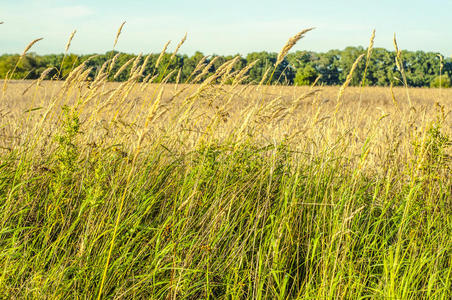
1, 0, 451, 56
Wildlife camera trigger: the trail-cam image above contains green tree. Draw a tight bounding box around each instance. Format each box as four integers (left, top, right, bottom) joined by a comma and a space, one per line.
365, 48, 397, 86
337, 46, 366, 85
315, 50, 341, 85
181, 51, 204, 82
294, 65, 318, 85
246, 52, 292, 84
430, 75, 451, 88
0, 54, 43, 79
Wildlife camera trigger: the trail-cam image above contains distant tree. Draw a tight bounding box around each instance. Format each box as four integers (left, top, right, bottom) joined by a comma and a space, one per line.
316, 50, 341, 85
0, 48, 450, 87
365, 48, 397, 86
430, 75, 451, 88
337, 46, 366, 85
181, 51, 204, 82
294, 65, 318, 85
59, 54, 80, 78
246, 52, 275, 83
106, 53, 136, 81
246, 52, 291, 84
0, 54, 42, 79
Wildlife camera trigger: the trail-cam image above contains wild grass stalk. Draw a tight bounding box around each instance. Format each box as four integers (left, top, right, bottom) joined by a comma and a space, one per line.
393, 34, 413, 107
358, 29, 376, 113
268, 28, 314, 84
1, 38, 43, 96
334, 53, 365, 114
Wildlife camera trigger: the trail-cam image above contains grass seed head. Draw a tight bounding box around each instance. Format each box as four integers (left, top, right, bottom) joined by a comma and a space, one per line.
276, 28, 314, 67
113, 21, 126, 48
114, 57, 135, 80
65, 30, 76, 53
155, 40, 171, 69
21, 38, 44, 59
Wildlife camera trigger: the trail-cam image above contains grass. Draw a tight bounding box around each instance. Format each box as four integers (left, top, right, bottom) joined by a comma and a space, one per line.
0, 29, 451, 299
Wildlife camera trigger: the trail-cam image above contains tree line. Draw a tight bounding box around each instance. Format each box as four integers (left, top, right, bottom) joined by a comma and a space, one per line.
0, 47, 450, 87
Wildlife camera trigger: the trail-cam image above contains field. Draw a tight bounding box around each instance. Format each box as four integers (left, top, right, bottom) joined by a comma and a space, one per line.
0, 57, 451, 298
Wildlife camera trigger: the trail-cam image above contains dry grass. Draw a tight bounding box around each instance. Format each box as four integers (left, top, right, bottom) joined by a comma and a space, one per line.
2, 80, 451, 163
2, 80, 450, 186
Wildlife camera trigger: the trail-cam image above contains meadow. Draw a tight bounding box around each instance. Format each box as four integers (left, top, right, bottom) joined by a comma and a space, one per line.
0, 31, 451, 299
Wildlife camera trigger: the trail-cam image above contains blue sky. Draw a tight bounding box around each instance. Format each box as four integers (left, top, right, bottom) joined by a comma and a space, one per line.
1, 0, 451, 56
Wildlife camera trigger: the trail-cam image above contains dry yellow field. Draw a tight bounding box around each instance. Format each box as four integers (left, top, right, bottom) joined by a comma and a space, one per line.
2, 80, 451, 174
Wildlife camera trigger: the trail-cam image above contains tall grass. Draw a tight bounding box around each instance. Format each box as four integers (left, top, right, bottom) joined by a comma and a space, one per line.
0, 28, 451, 299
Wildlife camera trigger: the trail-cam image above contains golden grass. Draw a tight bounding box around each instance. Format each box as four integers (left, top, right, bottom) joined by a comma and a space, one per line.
335, 53, 365, 113
2, 80, 451, 177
